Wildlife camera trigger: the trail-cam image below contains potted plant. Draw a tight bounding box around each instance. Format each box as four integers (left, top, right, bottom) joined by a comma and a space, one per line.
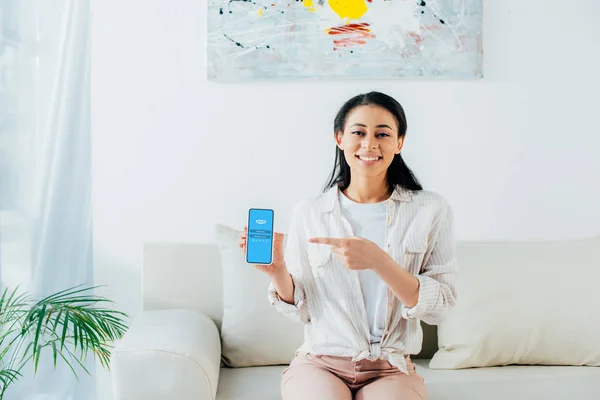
0, 284, 129, 398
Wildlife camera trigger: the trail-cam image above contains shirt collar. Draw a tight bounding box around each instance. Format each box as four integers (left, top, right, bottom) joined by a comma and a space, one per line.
320, 184, 414, 213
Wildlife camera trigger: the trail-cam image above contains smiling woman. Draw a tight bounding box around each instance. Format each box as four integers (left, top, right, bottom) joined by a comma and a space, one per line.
325, 91, 422, 195
241, 91, 458, 400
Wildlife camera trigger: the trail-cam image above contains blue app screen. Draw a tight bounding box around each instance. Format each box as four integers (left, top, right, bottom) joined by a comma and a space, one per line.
247, 209, 274, 264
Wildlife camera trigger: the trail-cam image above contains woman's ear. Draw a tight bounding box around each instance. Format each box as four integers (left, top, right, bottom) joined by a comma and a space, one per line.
335, 131, 344, 150
396, 136, 405, 154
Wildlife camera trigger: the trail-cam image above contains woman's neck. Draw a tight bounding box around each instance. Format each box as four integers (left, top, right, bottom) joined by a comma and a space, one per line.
342, 176, 391, 204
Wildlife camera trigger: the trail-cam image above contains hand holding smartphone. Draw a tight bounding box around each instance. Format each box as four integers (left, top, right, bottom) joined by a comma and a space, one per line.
246, 208, 275, 265
239, 208, 286, 277
239, 208, 293, 303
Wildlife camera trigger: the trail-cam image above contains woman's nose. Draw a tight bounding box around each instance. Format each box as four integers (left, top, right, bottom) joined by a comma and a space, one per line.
362, 137, 377, 149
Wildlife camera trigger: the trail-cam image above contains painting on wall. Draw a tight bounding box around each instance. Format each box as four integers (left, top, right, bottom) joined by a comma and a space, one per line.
207, 0, 483, 81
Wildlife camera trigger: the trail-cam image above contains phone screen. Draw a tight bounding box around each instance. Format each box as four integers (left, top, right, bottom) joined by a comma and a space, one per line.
246, 208, 274, 265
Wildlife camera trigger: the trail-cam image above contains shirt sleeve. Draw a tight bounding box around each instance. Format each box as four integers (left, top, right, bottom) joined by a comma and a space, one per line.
401, 198, 458, 325
267, 203, 311, 323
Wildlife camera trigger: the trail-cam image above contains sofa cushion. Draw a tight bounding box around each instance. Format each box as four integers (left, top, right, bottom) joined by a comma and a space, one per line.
214, 224, 304, 367
431, 236, 600, 369
216, 360, 600, 400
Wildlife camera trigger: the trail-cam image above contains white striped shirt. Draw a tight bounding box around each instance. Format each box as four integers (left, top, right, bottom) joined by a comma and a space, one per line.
268, 184, 458, 374
339, 191, 389, 344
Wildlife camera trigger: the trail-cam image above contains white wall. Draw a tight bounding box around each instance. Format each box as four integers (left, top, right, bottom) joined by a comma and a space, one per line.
91, 0, 600, 398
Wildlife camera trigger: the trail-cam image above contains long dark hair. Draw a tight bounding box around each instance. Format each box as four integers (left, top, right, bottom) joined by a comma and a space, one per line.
324, 91, 423, 193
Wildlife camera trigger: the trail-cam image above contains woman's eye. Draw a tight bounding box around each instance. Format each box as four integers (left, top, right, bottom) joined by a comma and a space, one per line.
350, 131, 389, 137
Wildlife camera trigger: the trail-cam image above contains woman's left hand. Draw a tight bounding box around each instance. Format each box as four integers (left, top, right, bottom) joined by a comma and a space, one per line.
308, 236, 389, 271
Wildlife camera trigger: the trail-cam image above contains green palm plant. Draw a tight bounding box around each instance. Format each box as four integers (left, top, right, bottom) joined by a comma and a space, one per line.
0, 284, 129, 398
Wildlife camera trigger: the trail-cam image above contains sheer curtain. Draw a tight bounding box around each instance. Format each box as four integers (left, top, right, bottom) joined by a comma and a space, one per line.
0, 0, 94, 399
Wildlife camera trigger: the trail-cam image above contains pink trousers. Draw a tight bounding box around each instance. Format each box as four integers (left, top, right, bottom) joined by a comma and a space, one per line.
281, 352, 427, 400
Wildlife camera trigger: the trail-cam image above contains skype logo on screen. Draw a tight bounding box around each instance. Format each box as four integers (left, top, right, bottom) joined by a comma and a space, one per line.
256, 219, 267, 225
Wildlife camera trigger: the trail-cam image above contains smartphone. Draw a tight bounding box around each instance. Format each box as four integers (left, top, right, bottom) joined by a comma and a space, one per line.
246, 208, 275, 265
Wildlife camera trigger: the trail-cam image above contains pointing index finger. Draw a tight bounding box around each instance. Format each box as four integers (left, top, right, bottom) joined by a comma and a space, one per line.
308, 237, 343, 246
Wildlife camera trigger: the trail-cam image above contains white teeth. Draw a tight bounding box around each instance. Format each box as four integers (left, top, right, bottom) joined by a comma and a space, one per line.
359, 156, 379, 161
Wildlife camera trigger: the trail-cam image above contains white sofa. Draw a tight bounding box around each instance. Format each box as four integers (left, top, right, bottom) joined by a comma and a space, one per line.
111, 232, 600, 400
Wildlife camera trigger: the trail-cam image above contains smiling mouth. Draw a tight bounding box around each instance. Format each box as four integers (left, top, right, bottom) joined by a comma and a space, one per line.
356, 155, 382, 161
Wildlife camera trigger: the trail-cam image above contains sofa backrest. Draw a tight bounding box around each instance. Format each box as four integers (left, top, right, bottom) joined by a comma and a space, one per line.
142, 241, 440, 359
143, 243, 225, 328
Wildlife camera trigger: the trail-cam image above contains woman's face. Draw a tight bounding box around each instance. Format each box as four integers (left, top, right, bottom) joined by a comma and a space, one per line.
336, 105, 404, 181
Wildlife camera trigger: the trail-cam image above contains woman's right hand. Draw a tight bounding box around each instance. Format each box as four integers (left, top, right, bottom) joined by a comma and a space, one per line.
239, 227, 287, 277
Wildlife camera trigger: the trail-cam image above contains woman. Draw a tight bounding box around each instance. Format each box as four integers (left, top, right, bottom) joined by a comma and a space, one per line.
239, 91, 458, 400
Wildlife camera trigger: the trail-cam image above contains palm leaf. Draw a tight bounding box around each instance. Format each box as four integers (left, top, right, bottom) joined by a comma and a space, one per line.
32, 304, 47, 366
60, 310, 69, 351
0, 368, 22, 390
0, 284, 129, 396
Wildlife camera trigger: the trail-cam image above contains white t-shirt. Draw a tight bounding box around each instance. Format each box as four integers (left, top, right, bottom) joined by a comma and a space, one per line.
339, 191, 388, 344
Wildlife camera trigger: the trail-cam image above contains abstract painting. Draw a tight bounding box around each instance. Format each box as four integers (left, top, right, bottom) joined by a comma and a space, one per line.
207, 0, 483, 81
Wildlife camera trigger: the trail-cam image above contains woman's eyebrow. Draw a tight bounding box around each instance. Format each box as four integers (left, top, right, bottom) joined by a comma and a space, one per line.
350, 123, 393, 129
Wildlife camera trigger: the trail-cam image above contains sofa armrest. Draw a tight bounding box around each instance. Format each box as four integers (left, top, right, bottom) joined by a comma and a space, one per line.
111, 309, 221, 400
